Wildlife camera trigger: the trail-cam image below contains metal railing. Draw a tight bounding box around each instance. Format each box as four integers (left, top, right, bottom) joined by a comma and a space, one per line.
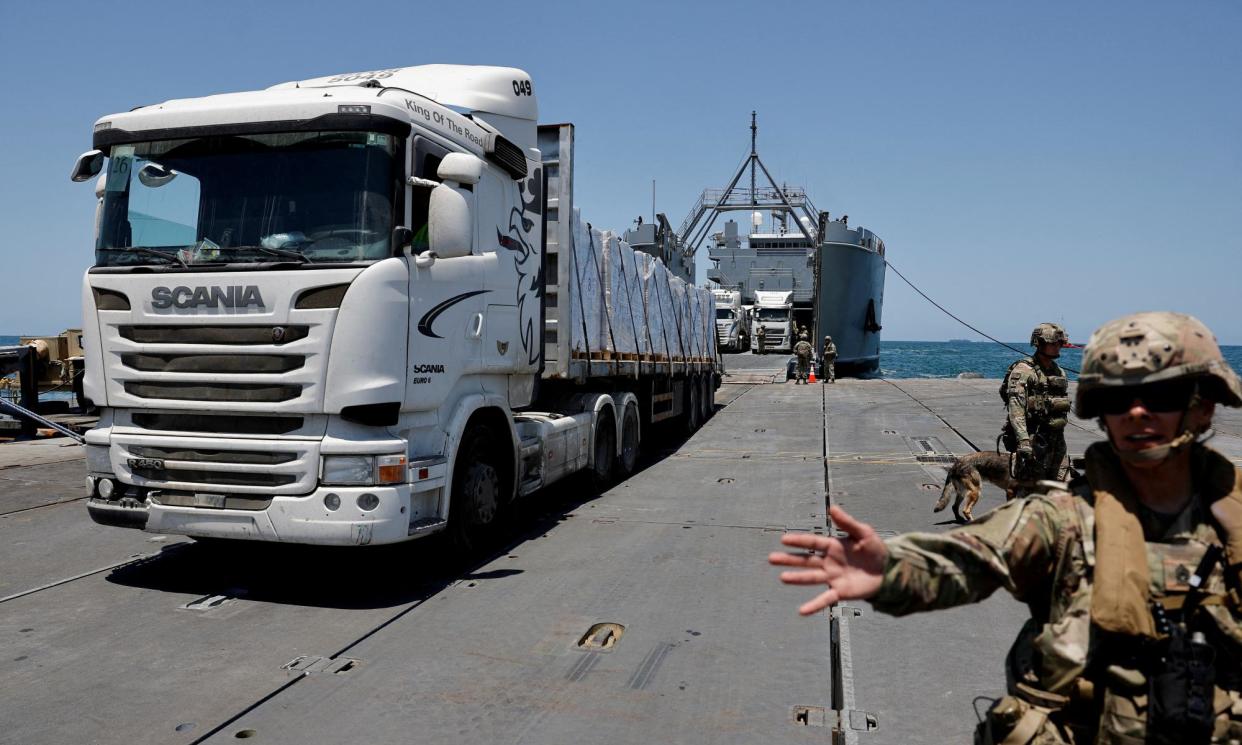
677, 186, 816, 239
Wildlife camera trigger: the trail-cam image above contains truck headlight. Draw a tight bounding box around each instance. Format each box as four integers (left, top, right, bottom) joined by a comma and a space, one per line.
321, 454, 407, 486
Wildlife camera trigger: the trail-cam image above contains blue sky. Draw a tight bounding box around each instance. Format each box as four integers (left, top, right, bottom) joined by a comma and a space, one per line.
2, 1, 1239, 343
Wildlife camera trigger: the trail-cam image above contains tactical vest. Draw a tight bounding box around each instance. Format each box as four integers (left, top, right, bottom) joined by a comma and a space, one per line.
991, 446, 1242, 744
1000, 358, 1071, 430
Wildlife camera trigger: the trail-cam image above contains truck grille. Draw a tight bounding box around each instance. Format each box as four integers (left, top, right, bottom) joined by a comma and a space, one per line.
130, 467, 298, 487
121, 353, 305, 374
116, 437, 317, 495
131, 413, 305, 435
118, 325, 309, 345
124, 381, 301, 403
107, 320, 319, 410
129, 445, 297, 465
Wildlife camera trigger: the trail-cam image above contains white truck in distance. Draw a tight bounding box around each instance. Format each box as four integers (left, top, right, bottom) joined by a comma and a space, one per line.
751, 290, 793, 353
711, 289, 748, 352
72, 64, 719, 548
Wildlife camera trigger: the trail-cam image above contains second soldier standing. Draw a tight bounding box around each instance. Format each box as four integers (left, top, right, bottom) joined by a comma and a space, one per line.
1000, 323, 1071, 482
793, 331, 813, 384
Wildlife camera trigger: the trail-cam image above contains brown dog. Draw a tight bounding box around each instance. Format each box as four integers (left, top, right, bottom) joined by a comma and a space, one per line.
932, 450, 1028, 522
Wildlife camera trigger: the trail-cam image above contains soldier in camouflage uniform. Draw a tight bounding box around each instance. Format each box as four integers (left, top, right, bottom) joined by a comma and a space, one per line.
793, 331, 813, 384
822, 335, 838, 383
1002, 323, 1072, 483
771, 312, 1242, 744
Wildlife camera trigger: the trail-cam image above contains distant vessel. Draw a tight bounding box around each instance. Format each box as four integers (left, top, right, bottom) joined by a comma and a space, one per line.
677, 114, 886, 374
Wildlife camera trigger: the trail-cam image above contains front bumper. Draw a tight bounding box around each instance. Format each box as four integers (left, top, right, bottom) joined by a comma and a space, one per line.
87, 479, 447, 546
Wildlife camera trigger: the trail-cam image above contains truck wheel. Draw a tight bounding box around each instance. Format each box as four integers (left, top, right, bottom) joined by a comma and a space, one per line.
700, 375, 713, 421
591, 409, 616, 488
617, 403, 640, 477
685, 377, 701, 433
448, 426, 504, 552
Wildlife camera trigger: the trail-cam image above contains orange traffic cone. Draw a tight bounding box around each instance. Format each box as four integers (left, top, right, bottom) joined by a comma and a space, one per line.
808, 367, 817, 383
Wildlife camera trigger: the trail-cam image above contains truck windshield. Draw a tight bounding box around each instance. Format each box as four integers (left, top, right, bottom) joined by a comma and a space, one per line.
715, 308, 734, 320
756, 308, 788, 322
96, 131, 400, 267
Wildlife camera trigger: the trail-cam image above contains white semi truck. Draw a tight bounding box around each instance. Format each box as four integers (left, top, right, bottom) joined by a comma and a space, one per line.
711, 289, 748, 352
71, 64, 719, 548
751, 290, 794, 353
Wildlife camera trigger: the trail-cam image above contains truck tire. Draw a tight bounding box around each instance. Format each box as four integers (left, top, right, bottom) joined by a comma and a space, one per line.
448, 425, 504, 553
591, 408, 616, 488
700, 375, 713, 421
617, 403, 640, 477
685, 377, 701, 433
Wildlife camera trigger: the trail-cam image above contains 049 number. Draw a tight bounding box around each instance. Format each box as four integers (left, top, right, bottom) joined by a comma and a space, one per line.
512, 79, 533, 96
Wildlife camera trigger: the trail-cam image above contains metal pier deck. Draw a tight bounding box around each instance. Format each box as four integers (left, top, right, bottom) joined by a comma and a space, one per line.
6, 358, 1242, 744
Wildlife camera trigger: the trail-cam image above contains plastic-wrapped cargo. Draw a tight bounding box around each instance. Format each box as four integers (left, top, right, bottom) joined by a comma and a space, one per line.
689, 287, 705, 361
669, 281, 689, 362
702, 290, 717, 357
569, 209, 608, 358
601, 231, 638, 357
541, 123, 716, 381
614, 236, 650, 358
643, 259, 674, 360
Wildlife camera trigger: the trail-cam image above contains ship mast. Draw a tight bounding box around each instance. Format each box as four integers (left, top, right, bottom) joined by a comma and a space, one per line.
676, 114, 818, 253
750, 111, 757, 213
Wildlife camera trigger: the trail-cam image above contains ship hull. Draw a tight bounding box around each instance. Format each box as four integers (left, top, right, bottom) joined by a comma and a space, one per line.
815, 240, 885, 375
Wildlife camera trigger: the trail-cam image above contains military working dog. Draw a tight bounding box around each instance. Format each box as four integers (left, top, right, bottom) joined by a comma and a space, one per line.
932, 450, 1028, 522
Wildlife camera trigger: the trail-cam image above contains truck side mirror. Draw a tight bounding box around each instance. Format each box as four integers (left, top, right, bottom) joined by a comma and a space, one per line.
391, 226, 413, 254
428, 182, 473, 259
71, 150, 104, 183
437, 153, 484, 186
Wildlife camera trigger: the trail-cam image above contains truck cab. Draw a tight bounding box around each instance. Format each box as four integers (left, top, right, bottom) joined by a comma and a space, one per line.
751, 290, 793, 353
711, 289, 746, 352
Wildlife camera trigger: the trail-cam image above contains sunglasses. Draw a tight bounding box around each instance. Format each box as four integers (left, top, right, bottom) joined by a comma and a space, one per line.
1095, 381, 1197, 416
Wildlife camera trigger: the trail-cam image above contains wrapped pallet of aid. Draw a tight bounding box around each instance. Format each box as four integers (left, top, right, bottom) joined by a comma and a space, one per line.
669, 280, 691, 363
600, 231, 638, 359
632, 251, 660, 359
689, 286, 707, 362
705, 289, 715, 360
698, 288, 716, 360
568, 209, 608, 360
609, 233, 650, 360
642, 257, 675, 361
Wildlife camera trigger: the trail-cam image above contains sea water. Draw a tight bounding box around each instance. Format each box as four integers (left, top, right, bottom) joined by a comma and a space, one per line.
879, 340, 1242, 380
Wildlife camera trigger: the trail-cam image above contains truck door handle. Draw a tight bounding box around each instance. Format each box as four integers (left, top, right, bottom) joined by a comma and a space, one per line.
469, 313, 484, 339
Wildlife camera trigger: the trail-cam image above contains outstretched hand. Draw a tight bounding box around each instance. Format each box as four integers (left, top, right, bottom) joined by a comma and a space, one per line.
768, 505, 889, 615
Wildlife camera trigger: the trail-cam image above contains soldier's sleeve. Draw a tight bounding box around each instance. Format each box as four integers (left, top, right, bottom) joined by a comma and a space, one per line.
868, 495, 1065, 616
1007, 364, 1032, 443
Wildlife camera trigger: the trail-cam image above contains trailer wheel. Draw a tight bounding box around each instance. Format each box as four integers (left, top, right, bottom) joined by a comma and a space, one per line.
700, 375, 714, 422
591, 408, 616, 488
685, 377, 701, 433
617, 403, 640, 477
448, 425, 504, 552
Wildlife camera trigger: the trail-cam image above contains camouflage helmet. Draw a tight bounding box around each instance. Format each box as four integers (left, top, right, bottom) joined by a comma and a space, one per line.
1075, 311, 1242, 418
1030, 323, 1068, 347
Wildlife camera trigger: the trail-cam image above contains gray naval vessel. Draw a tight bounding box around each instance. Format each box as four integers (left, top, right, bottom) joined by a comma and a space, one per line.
683, 115, 886, 374
12, 354, 1242, 744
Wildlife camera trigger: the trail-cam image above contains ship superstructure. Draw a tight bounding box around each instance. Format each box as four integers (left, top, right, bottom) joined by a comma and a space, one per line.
679, 114, 886, 373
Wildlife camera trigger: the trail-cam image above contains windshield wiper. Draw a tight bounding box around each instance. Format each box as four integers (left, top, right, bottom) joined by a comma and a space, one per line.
216, 245, 313, 264
128, 247, 188, 268
256, 245, 312, 263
